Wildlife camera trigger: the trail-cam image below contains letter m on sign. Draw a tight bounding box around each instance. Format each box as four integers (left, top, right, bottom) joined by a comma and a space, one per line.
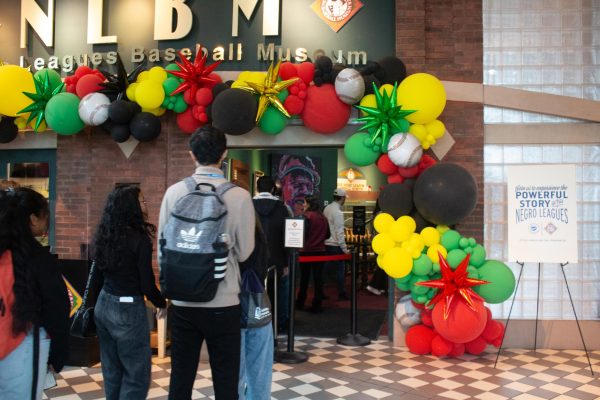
231, 0, 280, 37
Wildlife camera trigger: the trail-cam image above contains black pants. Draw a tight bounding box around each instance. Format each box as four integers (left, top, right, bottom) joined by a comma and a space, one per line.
168, 305, 241, 400
296, 261, 324, 308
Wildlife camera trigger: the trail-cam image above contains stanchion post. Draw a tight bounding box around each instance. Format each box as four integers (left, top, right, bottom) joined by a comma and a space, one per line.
337, 247, 371, 347
274, 249, 308, 364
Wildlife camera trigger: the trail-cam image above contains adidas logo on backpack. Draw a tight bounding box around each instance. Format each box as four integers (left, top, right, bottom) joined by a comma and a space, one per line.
159, 178, 236, 302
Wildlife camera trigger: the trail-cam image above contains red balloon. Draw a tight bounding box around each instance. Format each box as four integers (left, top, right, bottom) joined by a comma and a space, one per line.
76, 74, 104, 98
377, 154, 397, 175
184, 88, 196, 105
297, 61, 315, 84
302, 84, 350, 134
418, 154, 437, 171
449, 343, 465, 357
405, 325, 436, 355
398, 165, 420, 178
465, 336, 487, 355
195, 88, 213, 106
74, 65, 94, 79
204, 72, 222, 89
176, 108, 203, 134
279, 62, 298, 80
284, 95, 304, 115
491, 324, 505, 348
420, 310, 433, 327
481, 320, 503, 343
431, 335, 452, 357
432, 299, 487, 344
387, 174, 404, 184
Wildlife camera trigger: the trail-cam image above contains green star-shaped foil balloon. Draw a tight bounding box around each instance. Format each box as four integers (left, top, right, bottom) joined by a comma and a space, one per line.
354, 82, 416, 152
18, 70, 65, 132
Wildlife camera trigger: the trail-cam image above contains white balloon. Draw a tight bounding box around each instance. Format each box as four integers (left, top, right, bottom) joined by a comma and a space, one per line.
395, 294, 421, 329
78, 92, 110, 126
334, 68, 365, 105
387, 133, 422, 168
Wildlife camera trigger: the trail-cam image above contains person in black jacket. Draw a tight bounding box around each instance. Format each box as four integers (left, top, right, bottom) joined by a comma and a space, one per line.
92, 185, 166, 400
0, 188, 70, 400
253, 176, 291, 331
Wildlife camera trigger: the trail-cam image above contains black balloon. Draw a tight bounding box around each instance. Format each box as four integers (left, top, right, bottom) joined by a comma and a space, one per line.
362, 75, 380, 95
130, 112, 161, 142
211, 88, 257, 136
212, 82, 230, 99
0, 118, 18, 144
378, 183, 414, 219
108, 100, 137, 124
413, 163, 478, 226
410, 210, 434, 232
110, 124, 131, 143
377, 56, 407, 84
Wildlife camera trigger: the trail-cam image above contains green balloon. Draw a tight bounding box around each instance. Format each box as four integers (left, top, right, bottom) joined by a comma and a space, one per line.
396, 273, 413, 284
411, 277, 429, 295
163, 77, 181, 95
412, 254, 433, 276
45, 92, 84, 135
411, 291, 428, 304
470, 244, 486, 267
396, 282, 411, 291
165, 63, 181, 72
172, 96, 188, 113
34, 68, 63, 91
475, 260, 516, 304
459, 237, 469, 249
446, 249, 468, 269
259, 106, 288, 135
466, 266, 479, 279
426, 289, 435, 299
441, 230, 461, 250
344, 133, 381, 167
432, 263, 440, 273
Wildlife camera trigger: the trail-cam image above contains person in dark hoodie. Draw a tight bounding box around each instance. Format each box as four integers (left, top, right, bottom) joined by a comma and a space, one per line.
253, 176, 291, 331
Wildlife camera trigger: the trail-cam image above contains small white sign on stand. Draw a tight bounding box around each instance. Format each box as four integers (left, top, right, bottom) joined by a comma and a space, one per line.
285, 218, 304, 248
507, 164, 578, 263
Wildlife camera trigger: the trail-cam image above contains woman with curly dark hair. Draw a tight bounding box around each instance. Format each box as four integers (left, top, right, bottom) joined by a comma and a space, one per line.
92, 185, 166, 400
0, 188, 70, 400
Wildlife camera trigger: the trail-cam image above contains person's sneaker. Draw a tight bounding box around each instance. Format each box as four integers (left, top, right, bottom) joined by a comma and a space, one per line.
366, 285, 383, 296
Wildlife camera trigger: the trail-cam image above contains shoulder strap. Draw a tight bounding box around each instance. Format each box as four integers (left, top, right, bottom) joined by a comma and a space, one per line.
183, 176, 197, 192
216, 181, 237, 197
80, 261, 96, 309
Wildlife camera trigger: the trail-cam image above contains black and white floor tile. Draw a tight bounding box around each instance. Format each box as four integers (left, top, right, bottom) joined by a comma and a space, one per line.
44, 337, 600, 399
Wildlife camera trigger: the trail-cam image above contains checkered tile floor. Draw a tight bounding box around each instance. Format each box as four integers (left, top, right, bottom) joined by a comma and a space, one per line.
44, 337, 600, 399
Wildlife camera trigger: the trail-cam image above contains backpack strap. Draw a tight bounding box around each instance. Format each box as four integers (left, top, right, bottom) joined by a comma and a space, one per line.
31, 324, 39, 400
183, 176, 198, 192
216, 181, 237, 197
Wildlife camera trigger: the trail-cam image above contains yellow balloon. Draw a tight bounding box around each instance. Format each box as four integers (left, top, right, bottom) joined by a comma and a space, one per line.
142, 106, 166, 116
421, 227, 440, 247
358, 94, 376, 115
148, 66, 168, 82
397, 216, 416, 234
427, 244, 447, 263
436, 225, 450, 234
383, 247, 413, 279
0, 65, 36, 117
376, 254, 385, 270
373, 213, 395, 233
408, 233, 425, 255
126, 82, 139, 101
397, 73, 446, 124
409, 123, 427, 141
137, 71, 150, 82
136, 81, 165, 109
15, 116, 28, 129
389, 220, 411, 242
379, 84, 395, 97
371, 233, 395, 255
425, 119, 445, 139
232, 71, 266, 88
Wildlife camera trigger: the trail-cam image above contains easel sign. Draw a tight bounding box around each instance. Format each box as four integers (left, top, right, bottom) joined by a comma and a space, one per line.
285, 218, 304, 248
506, 164, 578, 263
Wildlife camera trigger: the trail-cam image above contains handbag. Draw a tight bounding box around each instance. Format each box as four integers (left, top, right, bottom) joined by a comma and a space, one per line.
240, 267, 272, 329
70, 261, 97, 338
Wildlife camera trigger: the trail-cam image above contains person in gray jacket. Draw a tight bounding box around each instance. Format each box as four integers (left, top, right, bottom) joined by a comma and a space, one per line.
158, 126, 255, 400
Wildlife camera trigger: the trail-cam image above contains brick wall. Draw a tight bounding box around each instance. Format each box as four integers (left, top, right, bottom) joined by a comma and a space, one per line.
55, 0, 485, 259
396, 0, 484, 241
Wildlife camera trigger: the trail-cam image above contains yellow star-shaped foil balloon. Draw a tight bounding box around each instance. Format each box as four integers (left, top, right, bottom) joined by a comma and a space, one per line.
236, 61, 298, 123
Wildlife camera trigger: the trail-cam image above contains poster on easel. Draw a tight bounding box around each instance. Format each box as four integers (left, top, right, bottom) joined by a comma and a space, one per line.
507, 164, 578, 263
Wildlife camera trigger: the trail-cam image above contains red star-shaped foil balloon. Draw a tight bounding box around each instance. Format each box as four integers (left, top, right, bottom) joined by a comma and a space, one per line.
416, 252, 489, 319
166, 45, 222, 96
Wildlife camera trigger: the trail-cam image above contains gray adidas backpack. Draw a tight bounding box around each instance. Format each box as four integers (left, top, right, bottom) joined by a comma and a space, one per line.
159, 177, 235, 302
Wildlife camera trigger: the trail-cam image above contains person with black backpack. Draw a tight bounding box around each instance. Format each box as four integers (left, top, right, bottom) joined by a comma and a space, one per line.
158, 125, 255, 400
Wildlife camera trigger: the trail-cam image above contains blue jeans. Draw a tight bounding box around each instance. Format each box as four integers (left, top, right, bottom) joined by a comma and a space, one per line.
0, 328, 50, 400
239, 324, 273, 400
326, 245, 347, 296
94, 290, 151, 400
